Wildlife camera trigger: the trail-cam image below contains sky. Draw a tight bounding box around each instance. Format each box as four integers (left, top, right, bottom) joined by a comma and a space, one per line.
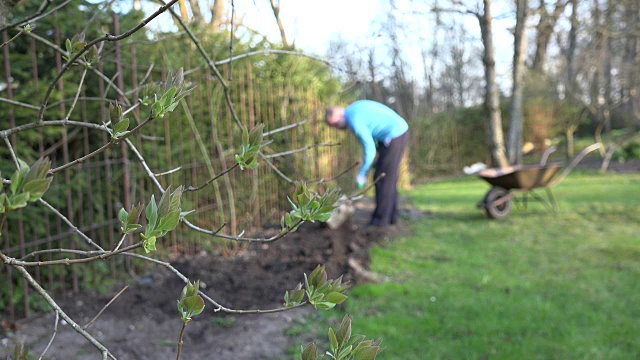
235, 0, 384, 56
135, 0, 517, 92
233, 0, 516, 91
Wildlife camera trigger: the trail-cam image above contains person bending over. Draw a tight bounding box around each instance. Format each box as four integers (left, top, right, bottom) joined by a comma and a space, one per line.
325, 100, 409, 227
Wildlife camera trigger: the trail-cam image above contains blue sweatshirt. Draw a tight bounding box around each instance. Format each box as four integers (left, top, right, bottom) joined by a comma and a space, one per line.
344, 100, 409, 178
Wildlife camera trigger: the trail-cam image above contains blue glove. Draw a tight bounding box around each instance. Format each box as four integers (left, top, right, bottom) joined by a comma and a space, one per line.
356, 175, 367, 189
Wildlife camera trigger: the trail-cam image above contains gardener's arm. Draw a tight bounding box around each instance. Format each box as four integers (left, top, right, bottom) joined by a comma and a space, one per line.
351, 122, 376, 186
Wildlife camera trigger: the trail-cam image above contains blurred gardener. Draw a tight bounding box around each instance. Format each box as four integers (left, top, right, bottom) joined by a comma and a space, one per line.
325, 100, 409, 227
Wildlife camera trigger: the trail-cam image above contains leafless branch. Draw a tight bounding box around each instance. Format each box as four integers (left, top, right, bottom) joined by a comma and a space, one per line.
13, 265, 116, 359
84, 285, 129, 329
39, 310, 59, 360
185, 163, 240, 192
263, 142, 341, 159
49, 114, 154, 174
306, 162, 360, 184
0, 27, 26, 50
0, 0, 62, 33
0, 96, 41, 110
38, 199, 105, 251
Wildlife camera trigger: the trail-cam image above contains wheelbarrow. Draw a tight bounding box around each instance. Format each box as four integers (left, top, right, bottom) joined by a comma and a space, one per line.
476, 143, 602, 219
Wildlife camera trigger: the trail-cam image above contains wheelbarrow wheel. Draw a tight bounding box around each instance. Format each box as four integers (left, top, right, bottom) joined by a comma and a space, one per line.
484, 187, 512, 219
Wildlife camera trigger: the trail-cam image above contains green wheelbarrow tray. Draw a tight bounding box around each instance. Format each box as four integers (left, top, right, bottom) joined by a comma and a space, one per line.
476, 143, 602, 219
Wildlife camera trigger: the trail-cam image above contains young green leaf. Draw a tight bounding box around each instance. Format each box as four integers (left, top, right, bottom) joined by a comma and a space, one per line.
181, 295, 205, 314
157, 210, 180, 234
146, 195, 158, 230
328, 328, 338, 352
118, 208, 129, 226
169, 185, 183, 213
143, 235, 157, 253
301, 342, 318, 360
353, 346, 380, 360
10, 160, 29, 194
127, 203, 144, 225
22, 178, 53, 201
335, 315, 352, 346
157, 185, 172, 217
113, 118, 129, 135
326, 292, 348, 306
6, 193, 30, 211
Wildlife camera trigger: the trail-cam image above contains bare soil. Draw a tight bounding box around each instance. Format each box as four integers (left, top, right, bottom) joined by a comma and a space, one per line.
1, 199, 428, 360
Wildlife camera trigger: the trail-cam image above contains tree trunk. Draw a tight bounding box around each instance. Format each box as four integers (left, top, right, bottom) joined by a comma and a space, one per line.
177, 0, 189, 21
532, 0, 568, 72
188, 0, 203, 23
368, 49, 384, 102
622, 0, 639, 125
269, 0, 289, 47
479, 0, 509, 168
566, 0, 578, 91
507, 0, 529, 164
210, 0, 224, 31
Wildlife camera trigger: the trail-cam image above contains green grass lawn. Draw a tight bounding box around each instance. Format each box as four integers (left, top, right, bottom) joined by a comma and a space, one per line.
317, 170, 640, 359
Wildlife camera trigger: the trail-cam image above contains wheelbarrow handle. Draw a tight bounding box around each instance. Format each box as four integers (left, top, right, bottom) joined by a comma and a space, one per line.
547, 143, 603, 187
540, 146, 557, 166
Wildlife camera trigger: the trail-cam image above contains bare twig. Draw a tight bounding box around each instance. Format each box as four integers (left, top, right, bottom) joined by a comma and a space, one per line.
0, 119, 108, 140
154, 166, 182, 177
0, 28, 26, 50
0, 0, 57, 33
3, 137, 19, 167
123, 137, 164, 190
38, 199, 105, 251
63, 67, 88, 120
258, 152, 295, 183
306, 161, 360, 184
263, 142, 341, 159
84, 285, 130, 329
113, 234, 128, 252
49, 114, 154, 174
0, 96, 42, 110
13, 265, 116, 359
6, 242, 143, 267
185, 163, 240, 192
176, 321, 187, 360
180, 217, 302, 244
38, 311, 59, 360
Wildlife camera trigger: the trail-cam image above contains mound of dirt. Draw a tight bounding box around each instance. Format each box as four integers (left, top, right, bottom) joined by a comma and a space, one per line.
1, 199, 426, 360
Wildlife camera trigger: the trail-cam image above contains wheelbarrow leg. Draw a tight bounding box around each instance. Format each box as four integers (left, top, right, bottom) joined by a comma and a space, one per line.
528, 188, 558, 212
545, 187, 559, 212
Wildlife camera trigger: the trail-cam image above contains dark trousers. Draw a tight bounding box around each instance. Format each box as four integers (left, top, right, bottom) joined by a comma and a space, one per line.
371, 131, 409, 226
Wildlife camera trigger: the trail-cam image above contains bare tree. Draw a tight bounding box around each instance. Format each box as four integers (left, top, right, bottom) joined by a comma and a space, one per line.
478, 0, 509, 167
368, 48, 385, 102
431, 0, 509, 167
268, 0, 289, 47
507, 0, 529, 164
210, 0, 225, 30
532, 0, 570, 72
188, 0, 204, 23
566, 0, 579, 92
177, 0, 190, 20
